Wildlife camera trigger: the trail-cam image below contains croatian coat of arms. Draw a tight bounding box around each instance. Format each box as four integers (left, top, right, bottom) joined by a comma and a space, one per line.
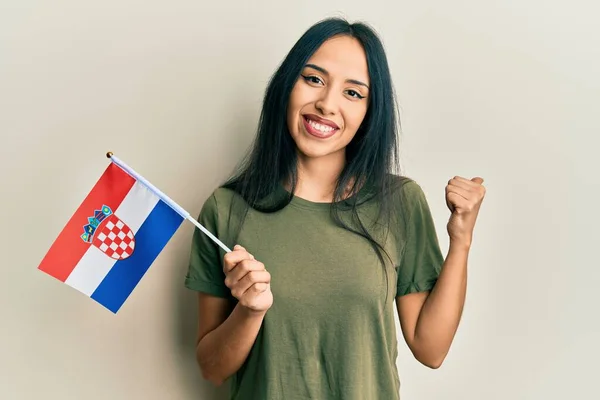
81, 205, 135, 260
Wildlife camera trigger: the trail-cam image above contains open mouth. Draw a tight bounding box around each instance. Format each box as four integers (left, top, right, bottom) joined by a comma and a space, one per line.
302, 115, 339, 138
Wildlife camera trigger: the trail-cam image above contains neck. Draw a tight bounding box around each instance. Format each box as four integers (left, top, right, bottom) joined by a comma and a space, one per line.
291, 152, 346, 203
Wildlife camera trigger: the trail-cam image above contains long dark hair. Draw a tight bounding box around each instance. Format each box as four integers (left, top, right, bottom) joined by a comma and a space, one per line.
222, 17, 405, 282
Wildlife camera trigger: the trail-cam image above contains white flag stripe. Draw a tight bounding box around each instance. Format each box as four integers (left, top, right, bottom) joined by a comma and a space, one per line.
115, 182, 161, 233
65, 182, 160, 296
65, 246, 115, 296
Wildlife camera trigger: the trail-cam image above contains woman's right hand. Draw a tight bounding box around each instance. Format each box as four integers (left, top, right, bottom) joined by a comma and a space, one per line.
223, 245, 273, 314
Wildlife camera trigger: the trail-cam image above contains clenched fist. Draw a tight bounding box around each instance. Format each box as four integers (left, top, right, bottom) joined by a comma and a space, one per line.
445, 176, 486, 247
223, 245, 273, 314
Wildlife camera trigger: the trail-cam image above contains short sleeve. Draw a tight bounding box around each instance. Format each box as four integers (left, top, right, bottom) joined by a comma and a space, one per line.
184, 193, 230, 298
396, 181, 444, 297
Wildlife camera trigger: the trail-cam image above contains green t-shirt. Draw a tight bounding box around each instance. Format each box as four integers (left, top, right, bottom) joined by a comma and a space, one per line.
185, 178, 444, 400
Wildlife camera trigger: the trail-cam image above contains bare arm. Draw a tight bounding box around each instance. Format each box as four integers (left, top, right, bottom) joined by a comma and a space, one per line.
195, 294, 266, 386
396, 242, 469, 369
396, 176, 485, 369
194, 245, 273, 386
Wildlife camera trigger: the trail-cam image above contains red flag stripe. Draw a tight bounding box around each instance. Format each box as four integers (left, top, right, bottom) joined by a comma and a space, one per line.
38, 163, 135, 281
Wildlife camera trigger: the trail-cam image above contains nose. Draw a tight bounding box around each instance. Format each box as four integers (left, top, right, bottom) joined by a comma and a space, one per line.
314, 87, 338, 116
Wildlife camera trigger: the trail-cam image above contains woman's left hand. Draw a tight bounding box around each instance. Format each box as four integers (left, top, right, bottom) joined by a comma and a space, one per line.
445, 176, 486, 248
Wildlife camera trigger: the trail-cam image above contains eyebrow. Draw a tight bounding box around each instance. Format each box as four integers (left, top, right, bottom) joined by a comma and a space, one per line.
304, 63, 370, 89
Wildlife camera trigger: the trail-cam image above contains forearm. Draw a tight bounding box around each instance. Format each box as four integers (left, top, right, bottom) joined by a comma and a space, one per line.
196, 303, 265, 385
413, 241, 470, 366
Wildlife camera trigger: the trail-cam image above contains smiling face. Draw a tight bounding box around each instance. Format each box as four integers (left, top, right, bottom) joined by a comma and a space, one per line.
286, 35, 370, 162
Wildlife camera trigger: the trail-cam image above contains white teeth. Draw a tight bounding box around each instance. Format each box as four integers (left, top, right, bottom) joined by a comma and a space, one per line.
308, 119, 335, 133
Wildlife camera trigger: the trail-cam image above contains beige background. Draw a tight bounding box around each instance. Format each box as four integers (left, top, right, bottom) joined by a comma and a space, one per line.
1, 0, 598, 399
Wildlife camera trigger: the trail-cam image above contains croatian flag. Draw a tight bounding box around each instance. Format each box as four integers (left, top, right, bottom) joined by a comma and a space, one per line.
38, 157, 185, 313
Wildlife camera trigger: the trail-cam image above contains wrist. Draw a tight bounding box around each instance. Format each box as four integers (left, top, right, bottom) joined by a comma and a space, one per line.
236, 303, 268, 319
448, 238, 471, 253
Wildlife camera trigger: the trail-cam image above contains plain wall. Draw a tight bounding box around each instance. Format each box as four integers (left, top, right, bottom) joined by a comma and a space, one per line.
1, 0, 598, 399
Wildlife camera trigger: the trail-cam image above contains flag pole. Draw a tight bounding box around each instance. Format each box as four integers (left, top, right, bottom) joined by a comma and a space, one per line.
105, 152, 232, 254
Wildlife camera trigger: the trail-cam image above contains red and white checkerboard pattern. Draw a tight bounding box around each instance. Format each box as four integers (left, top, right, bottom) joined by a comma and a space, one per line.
92, 215, 136, 260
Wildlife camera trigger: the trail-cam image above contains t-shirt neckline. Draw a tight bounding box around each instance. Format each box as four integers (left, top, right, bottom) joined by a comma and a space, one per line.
276, 182, 369, 211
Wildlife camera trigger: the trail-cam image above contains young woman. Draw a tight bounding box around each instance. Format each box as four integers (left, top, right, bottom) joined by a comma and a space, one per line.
185, 17, 486, 400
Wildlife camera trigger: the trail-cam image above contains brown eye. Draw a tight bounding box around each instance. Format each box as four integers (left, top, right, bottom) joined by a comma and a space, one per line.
346, 89, 365, 99
302, 75, 323, 85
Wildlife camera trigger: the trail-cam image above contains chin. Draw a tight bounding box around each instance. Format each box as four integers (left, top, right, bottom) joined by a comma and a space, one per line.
293, 136, 345, 160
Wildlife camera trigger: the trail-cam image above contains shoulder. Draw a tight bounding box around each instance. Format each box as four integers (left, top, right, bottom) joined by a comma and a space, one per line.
385, 174, 427, 205
194, 187, 249, 243
382, 174, 436, 226
207, 187, 240, 208
195, 187, 243, 220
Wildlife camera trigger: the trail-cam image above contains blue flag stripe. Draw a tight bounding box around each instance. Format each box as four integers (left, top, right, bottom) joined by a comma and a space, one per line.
90, 199, 184, 313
